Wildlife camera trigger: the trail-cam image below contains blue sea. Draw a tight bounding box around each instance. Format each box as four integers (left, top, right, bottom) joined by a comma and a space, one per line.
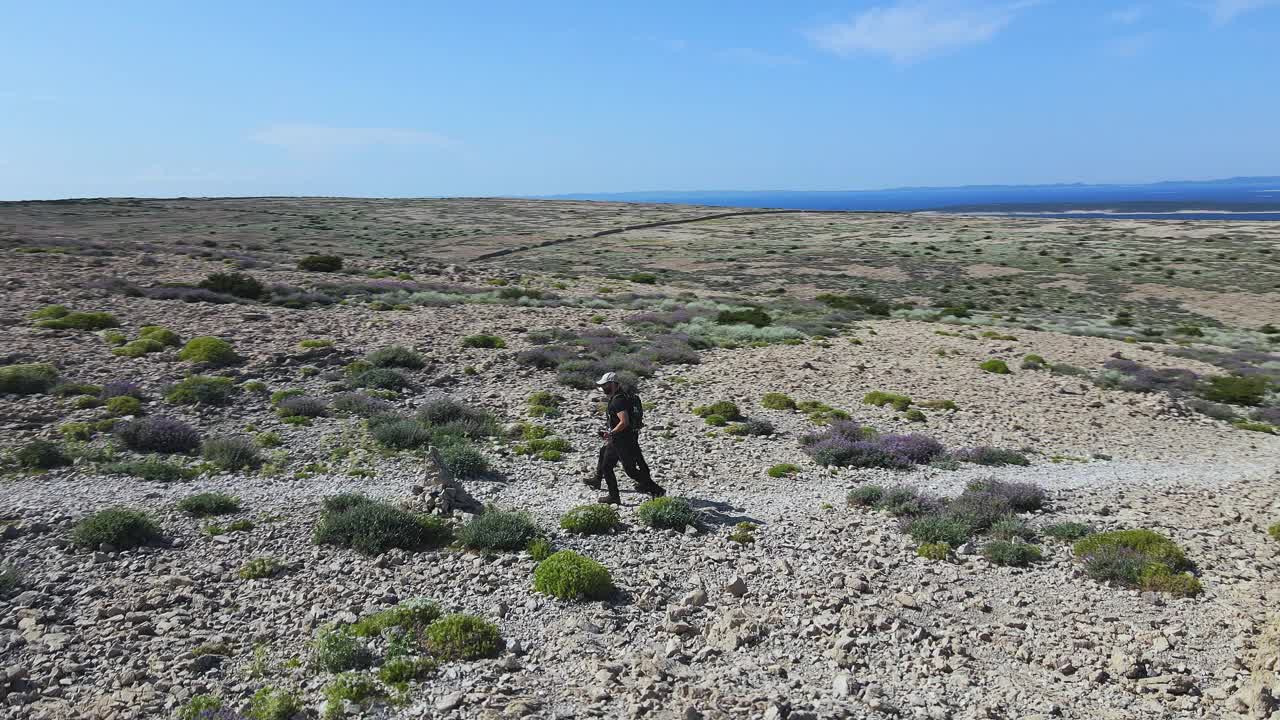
550, 177, 1280, 221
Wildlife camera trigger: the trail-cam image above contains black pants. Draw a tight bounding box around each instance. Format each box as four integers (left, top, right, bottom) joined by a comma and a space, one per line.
596, 432, 662, 496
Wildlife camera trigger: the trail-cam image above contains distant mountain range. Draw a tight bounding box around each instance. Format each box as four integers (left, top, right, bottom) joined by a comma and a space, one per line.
542, 177, 1280, 218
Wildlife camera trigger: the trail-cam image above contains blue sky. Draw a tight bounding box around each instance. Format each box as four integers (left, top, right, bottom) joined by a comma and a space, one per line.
2, 0, 1278, 199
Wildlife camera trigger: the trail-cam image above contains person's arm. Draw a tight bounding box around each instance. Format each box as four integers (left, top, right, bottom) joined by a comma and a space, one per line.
611, 409, 630, 434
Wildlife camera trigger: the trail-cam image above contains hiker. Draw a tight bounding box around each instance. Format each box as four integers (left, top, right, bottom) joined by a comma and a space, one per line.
586, 372, 665, 504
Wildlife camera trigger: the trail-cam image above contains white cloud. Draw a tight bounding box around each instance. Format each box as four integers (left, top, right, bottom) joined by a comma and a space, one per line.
810, 1, 1039, 64
1107, 6, 1146, 24
250, 124, 455, 152
1211, 0, 1280, 24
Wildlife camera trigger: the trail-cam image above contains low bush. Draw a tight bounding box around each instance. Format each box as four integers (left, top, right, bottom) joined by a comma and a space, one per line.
944, 491, 1012, 532
918, 399, 958, 411
105, 395, 142, 416
178, 492, 240, 516
560, 504, 621, 535
951, 446, 1030, 467
417, 397, 498, 438
202, 436, 262, 471
166, 375, 238, 405
916, 542, 951, 561
905, 514, 972, 546
112, 338, 165, 358
60, 422, 93, 441
332, 392, 393, 417
528, 537, 555, 561
239, 557, 283, 580
177, 696, 223, 720
322, 673, 381, 719
1138, 565, 1203, 597
458, 509, 541, 552
847, 485, 884, 507
178, 336, 239, 366
863, 391, 912, 411
379, 656, 436, 685
1073, 529, 1190, 571
514, 436, 572, 456
1043, 521, 1093, 541
761, 392, 796, 410
1233, 420, 1276, 434
313, 496, 451, 555
15, 440, 71, 470
298, 254, 343, 272
436, 442, 489, 479
35, 310, 120, 331
794, 400, 850, 425
533, 550, 614, 601
802, 422, 945, 469
983, 540, 1042, 567
462, 334, 506, 349
312, 625, 372, 672
979, 359, 1011, 374
1200, 375, 1268, 406
716, 307, 772, 327
989, 516, 1036, 541
117, 416, 202, 453
350, 597, 441, 637
693, 401, 744, 421
349, 367, 409, 391
726, 418, 775, 436
299, 338, 334, 349
425, 614, 502, 661
366, 345, 425, 369
1021, 354, 1047, 370
966, 478, 1046, 512
368, 415, 431, 450
71, 508, 162, 549
100, 458, 190, 482
276, 396, 328, 418
0, 363, 59, 395
199, 272, 264, 300
248, 687, 303, 720
101, 380, 143, 399
628, 272, 658, 284
767, 463, 799, 478
1269, 523, 1280, 542
636, 496, 698, 529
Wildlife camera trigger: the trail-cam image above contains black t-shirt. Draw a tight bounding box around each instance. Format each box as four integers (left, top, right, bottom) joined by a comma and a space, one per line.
606, 393, 633, 435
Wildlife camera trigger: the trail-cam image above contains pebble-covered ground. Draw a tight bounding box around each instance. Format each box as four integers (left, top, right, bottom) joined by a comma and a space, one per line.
1, 207, 1279, 720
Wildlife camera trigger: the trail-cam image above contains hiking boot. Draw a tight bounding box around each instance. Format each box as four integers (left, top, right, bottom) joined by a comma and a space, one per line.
582, 476, 601, 491
597, 493, 621, 505
639, 483, 666, 498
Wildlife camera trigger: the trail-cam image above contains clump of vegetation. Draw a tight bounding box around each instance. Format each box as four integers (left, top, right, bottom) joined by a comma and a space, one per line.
904, 514, 973, 547
1200, 375, 1269, 406
462, 334, 506, 349
379, 656, 436, 685
248, 687, 303, 720
761, 392, 797, 410
313, 494, 451, 555
366, 345, 425, 369
425, 614, 502, 660
298, 254, 343, 272
0, 563, 21, 594
276, 395, 329, 419
202, 436, 262, 471
527, 390, 562, 417
117, 416, 202, 453
178, 336, 239, 366
918, 399, 958, 411
165, 375, 238, 405
458, 509, 541, 552
528, 537, 556, 561
239, 557, 283, 580
299, 338, 334, 349
725, 418, 775, 436
1268, 523, 1280, 542
916, 542, 951, 561
636, 496, 698, 529
716, 307, 772, 327
367, 414, 431, 450
979, 359, 1011, 374
105, 395, 142, 416
436, 442, 489, 479
966, 478, 1046, 512
199, 271, 264, 300
348, 367, 409, 391
332, 392, 393, 417
729, 521, 757, 545
560, 504, 621, 535
628, 272, 658, 284
801, 421, 944, 469
112, 338, 166, 358
350, 598, 441, 638
863, 391, 912, 411
177, 695, 224, 720
983, 540, 1042, 567
767, 463, 800, 478
178, 492, 241, 516
533, 550, 614, 601
1043, 521, 1094, 541
321, 673, 380, 719
14, 439, 71, 470
100, 458, 190, 482
951, 446, 1030, 467
794, 400, 850, 425
34, 308, 120, 331
693, 401, 744, 422
312, 625, 372, 672
0, 363, 59, 395
1021, 354, 1047, 370
71, 508, 162, 549
1073, 529, 1201, 596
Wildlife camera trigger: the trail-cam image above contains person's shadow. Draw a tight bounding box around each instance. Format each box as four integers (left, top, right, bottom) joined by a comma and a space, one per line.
685, 497, 763, 528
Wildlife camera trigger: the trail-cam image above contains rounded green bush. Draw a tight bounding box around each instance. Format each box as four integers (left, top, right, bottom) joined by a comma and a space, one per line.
298, 254, 343, 272
458, 509, 540, 551
767, 463, 799, 478
177, 492, 240, 516
462, 334, 506, 349
437, 442, 488, 479
704, 414, 727, 427
368, 415, 431, 450
178, 337, 239, 366
863, 391, 912, 411
312, 625, 372, 672
112, 338, 165, 358
105, 395, 142, 416
760, 393, 796, 410
1072, 529, 1190, 571
693, 401, 743, 420
979, 359, 1011, 374
350, 367, 409, 390
983, 540, 1042, 567
916, 542, 951, 561
533, 550, 614, 601
905, 514, 973, 547
71, 508, 162, 549
1268, 523, 1280, 542
0, 363, 59, 395
636, 496, 698, 530
1043, 522, 1094, 541
425, 614, 502, 660
138, 326, 181, 346
847, 485, 884, 507
527, 537, 555, 561
36, 311, 120, 331
313, 498, 452, 555
202, 436, 262, 471
560, 504, 621, 535
15, 439, 71, 470
366, 345, 425, 369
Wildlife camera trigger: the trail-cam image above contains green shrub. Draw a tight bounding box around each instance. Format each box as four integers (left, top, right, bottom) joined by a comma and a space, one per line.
299, 338, 334, 349
1021, 354, 1047, 370
636, 496, 697, 529
729, 521, 757, 544
795, 400, 850, 424
628, 272, 658, 284
533, 551, 614, 601
177, 695, 223, 720
255, 431, 283, 448
528, 537, 555, 561
53, 381, 101, 397
138, 326, 181, 346
462, 334, 506, 349
1043, 522, 1093, 541
989, 516, 1036, 542
979, 359, 1011, 374
0, 563, 20, 594
1268, 523, 1280, 542
199, 271, 264, 300
1200, 375, 1269, 406
368, 415, 431, 450
248, 687, 303, 720
760, 393, 796, 410
350, 598, 441, 637
60, 422, 93, 441
905, 514, 973, 547
100, 458, 190, 482
36, 311, 120, 331
983, 541, 1042, 567
1139, 565, 1203, 597
178, 336, 239, 366
101, 330, 127, 346
918, 399, 958, 410
767, 463, 799, 478
436, 442, 488, 479
15, 440, 71, 470
105, 395, 142, 416
425, 614, 502, 660
379, 656, 436, 685
514, 436, 572, 456
366, 345, 425, 369
239, 557, 283, 580
693, 401, 743, 421
716, 307, 771, 327
313, 497, 452, 555
116, 416, 202, 453
1073, 529, 1190, 571
458, 509, 541, 551
312, 626, 372, 672
863, 391, 912, 411
703, 414, 727, 427
1233, 421, 1276, 434
847, 485, 884, 507
322, 673, 381, 719
178, 492, 240, 516
0, 363, 59, 394
349, 367, 409, 390
112, 338, 165, 358
30, 304, 70, 320
166, 375, 238, 405
298, 254, 343, 272
903, 409, 927, 422
204, 519, 254, 535
202, 436, 262, 471
71, 508, 161, 549
560, 504, 621, 535
917, 542, 951, 561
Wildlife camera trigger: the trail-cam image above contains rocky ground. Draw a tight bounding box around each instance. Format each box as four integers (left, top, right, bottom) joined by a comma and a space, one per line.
1, 205, 1279, 720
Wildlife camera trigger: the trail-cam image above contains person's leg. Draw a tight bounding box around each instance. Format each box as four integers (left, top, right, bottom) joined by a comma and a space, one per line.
617, 436, 664, 496
586, 444, 607, 490
598, 444, 622, 504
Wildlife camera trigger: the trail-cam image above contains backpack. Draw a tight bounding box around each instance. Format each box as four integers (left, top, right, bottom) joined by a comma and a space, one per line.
623, 390, 644, 431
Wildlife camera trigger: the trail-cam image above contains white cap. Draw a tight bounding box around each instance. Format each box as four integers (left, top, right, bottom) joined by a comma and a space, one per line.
595, 371, 618, 386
